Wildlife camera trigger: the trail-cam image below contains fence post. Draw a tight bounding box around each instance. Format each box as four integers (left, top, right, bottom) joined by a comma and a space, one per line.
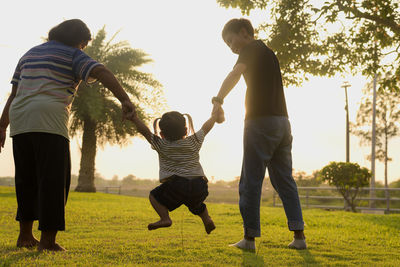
386, 188, 390, 213
272, 191, 276, 207
118, 186, 121, 195
306, 189, 309, 208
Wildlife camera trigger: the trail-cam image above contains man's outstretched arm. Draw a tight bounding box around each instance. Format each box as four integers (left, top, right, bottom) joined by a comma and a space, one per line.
215, 63, 246, 101
212, 63, 246, 121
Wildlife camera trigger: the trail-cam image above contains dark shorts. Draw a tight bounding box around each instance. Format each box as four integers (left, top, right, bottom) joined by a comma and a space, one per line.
150, 175, 208, 215
12, 132, 71, 231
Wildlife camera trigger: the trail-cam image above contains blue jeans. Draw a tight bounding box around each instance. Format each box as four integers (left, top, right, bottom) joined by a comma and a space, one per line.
239, 116, 304, 238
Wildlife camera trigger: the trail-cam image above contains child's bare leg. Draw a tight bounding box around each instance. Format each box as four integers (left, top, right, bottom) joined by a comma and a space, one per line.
38, 230, 66, 252
17, 221, 39, 248
198, 207, 215, 234
148, 194, 172, 230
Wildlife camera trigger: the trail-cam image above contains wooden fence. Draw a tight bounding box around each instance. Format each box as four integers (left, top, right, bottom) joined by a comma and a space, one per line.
96, 186, 121, 195
272, 187, 400, 213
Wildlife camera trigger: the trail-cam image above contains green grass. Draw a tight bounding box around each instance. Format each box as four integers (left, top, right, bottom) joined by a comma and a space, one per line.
1, 186, 399, 266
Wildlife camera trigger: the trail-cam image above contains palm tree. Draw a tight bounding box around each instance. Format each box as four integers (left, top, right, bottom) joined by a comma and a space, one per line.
71, 27, 164, 192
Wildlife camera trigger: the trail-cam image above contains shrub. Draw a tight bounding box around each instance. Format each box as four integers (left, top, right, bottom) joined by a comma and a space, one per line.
319, 162, 371, 212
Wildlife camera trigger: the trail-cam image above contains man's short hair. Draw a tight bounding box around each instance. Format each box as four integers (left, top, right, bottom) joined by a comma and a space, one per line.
222, 18, 254, 41
48, 19, 91, 47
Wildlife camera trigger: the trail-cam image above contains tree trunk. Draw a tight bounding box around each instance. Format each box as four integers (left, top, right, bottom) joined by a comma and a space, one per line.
341, 191, 352, 212
75, 118, 97, 192
384, 126, 388, 189
384, 125, 389, 211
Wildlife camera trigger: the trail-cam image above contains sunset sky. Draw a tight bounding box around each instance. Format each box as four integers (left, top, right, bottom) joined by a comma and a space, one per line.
1, 0, 399, 183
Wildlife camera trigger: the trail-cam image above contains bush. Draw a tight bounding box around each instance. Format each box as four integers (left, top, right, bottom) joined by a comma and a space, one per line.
319, 162, 371, 212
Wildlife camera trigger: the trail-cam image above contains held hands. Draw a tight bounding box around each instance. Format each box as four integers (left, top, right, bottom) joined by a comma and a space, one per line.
121, 99, 136, 121
212, 103, 225, 124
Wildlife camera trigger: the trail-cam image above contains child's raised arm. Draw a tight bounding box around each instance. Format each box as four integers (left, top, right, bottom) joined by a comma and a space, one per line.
201, 106, 224, 135
130, 114, 153, 143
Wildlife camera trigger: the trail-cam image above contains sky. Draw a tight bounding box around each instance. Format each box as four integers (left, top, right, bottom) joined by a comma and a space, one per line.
0, 0, 399, 183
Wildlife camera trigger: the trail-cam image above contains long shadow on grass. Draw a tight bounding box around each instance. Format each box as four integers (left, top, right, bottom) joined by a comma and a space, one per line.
257, 241, 319, 265
242, 251, 264, 266
1, 246, 41, 265
295, 249, 318, 265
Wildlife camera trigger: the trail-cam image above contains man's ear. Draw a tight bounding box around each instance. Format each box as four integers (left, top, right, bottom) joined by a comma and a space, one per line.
239, 27, 251, 39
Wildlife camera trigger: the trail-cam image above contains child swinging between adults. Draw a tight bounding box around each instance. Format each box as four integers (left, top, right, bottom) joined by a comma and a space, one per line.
0, 17, 306, 253
212, 18, 307, 252
0, 19, 136, 252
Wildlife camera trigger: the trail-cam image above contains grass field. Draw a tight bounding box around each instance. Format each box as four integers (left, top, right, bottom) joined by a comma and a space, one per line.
1, 186, 399, 266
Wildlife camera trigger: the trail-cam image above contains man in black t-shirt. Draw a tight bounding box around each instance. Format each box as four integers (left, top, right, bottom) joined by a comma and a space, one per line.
212, 18, 306, 251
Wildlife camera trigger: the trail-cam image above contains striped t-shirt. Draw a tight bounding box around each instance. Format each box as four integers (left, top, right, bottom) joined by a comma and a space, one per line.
150, 129, 206, 182
9, 40, 102, 140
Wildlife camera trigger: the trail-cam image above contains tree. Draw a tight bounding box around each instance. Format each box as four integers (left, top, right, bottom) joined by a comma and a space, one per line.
122, 174, 137, 188
217, 0, 400, 89
293, 170, 322, 187
351, 75, 400, 191
71, 28, 164, 192
319, 161, 371, 212
389, 179, 400, 188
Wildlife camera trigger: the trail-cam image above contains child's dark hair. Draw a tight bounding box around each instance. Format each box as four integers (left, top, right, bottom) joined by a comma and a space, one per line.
222, 18, 254, 41
48, 19, 91, 47
153, 111, 196, 141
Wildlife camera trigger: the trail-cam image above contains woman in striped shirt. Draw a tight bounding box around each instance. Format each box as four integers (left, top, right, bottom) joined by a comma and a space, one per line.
0, 19, 135, 252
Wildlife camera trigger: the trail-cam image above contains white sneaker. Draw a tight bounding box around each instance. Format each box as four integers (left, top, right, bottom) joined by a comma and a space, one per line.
229, 239, 256, 252
288, 238, 307, 250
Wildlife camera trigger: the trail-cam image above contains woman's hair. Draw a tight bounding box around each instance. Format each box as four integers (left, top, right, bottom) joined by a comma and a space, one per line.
48, 19, 91, 47
153, 111, 196, 141
222, 18, 254, 41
